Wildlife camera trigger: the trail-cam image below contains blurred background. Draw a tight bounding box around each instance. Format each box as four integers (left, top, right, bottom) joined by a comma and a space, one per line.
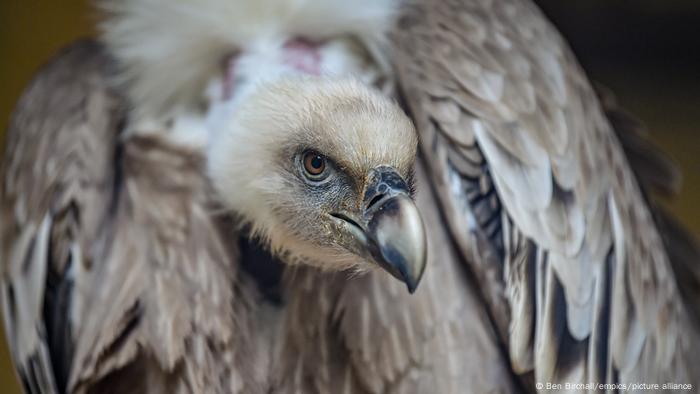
0, 1, 698, 392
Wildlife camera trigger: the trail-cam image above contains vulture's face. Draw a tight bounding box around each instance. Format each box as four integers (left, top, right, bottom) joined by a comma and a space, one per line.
208, 77, 427, 291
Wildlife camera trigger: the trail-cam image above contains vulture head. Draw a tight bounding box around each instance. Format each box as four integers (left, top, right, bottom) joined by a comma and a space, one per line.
99, 0, 427, 291
208, 77, 427, 292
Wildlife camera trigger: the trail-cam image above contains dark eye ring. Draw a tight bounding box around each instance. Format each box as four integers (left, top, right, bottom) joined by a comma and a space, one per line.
302, 151, 328, 180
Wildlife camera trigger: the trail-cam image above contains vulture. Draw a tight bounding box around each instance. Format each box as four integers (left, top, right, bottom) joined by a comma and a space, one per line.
2, 0, 699, 393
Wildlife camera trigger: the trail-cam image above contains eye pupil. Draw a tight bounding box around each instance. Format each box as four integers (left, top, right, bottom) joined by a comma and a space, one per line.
303, 151, 327, 177
310, 156, 323, 169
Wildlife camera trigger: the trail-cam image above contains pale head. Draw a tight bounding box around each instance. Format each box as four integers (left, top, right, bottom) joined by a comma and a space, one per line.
208, 77, 426, 291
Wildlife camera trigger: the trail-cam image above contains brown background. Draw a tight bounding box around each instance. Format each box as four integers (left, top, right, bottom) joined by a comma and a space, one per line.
1, 1, 698, 392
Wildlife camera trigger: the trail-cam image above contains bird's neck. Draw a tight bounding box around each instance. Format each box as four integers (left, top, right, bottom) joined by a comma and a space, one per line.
124, 35, 390, 150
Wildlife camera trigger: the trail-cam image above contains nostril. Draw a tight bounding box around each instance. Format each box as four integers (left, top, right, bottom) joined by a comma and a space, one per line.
366, 194, 386, 211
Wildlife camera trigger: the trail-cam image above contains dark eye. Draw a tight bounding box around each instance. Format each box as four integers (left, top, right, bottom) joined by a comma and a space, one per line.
302, 151, 328, 180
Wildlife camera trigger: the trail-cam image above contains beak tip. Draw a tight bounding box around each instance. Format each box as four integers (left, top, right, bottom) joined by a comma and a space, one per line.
405, 279, 418, 294
372, 239, 426, 294
403, 252, 426, 294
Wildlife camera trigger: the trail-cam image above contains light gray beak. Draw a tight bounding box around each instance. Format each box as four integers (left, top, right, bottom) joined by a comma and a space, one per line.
332, 166, 427, 293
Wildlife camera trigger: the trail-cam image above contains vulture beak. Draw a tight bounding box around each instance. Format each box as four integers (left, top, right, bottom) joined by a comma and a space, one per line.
331, 166, 427, 293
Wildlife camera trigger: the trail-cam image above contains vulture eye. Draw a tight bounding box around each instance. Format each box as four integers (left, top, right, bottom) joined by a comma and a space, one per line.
302, 151, 328, 180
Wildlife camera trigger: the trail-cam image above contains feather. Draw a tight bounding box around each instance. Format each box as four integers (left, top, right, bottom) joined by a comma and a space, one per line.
392, 0, 700, 390
1, 40, 263, 393
98, 0, 400, 117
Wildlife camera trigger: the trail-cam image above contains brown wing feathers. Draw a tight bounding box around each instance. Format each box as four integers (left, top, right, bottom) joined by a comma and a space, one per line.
1, 40, 122, 394
1, 40, 262, 393
392, 0, 700, 389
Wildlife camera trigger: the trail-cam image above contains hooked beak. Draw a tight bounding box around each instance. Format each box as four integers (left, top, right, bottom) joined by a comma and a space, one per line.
331, 166, 427, 293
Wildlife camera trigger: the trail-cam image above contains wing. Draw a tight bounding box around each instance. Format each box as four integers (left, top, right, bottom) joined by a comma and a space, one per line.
597, 83, 700, 334
1, 40, 262, 393
391, 0, 700, 388
1, 40, 122, 393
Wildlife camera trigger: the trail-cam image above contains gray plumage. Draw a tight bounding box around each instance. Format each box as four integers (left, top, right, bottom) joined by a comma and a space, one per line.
2, 1, 699, 394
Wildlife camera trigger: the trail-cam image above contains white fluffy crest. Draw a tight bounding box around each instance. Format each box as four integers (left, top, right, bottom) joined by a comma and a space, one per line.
98, 0, 400, 117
